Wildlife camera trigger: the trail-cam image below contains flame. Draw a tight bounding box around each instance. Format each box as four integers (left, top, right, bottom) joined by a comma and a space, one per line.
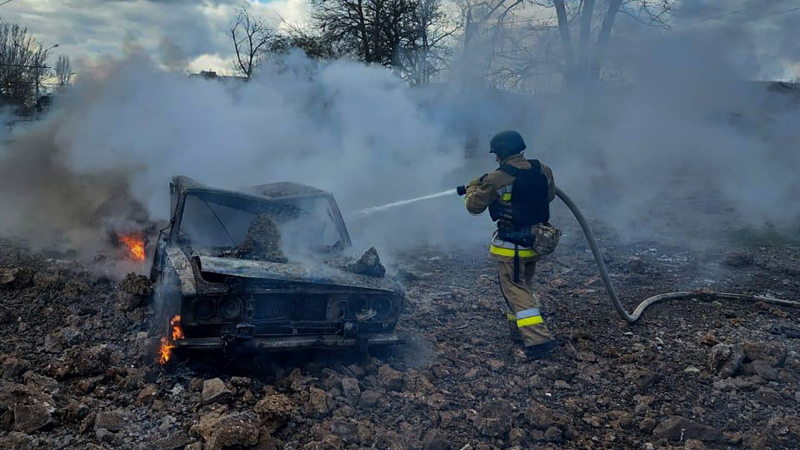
119, 234, 145, 261
158, 337, 175, 365
170, 315, 184, 341
158, 315, 184, 365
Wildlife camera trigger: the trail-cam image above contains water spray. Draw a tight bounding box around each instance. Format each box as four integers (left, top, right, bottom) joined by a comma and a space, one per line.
347, 189, 457, 220
349, 186, 800, 320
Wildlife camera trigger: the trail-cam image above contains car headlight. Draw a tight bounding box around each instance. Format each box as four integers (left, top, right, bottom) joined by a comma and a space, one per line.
218, 297, 243, 321
370, 297, 394, 319
347, 296, 371, 317
193, 298, 216, 320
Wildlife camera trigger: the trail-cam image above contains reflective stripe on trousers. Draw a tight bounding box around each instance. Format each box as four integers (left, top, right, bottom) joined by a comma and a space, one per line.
497, 259, 553, 347
515, 308, 543, 327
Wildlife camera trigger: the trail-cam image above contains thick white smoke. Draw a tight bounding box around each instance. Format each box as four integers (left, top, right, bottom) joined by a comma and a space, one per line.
1, 9, 799, 267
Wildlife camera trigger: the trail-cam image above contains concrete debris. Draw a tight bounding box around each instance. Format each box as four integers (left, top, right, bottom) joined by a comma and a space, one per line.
348, 247, 386, 278
708, 343, 744, 378
94, 410, 126, 432
14, 403, 53, 433
190, 411, 261, 450
341, 377, 360, 402
653, 416, 723, 442
201, 378, 232, 405
236, 213, 289, 263
422, 429, 450, 450
0, 229, 798, 449
377, 364, 405, 391
254, 393, 295, 433
741, 340, 787, 367
0, 267, 19, 285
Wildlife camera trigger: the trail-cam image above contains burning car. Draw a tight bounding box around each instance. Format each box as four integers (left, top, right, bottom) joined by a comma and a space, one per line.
149, 176, 403, 359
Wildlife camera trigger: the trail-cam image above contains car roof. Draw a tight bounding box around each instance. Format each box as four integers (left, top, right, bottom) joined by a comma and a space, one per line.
171, 176, 328, 201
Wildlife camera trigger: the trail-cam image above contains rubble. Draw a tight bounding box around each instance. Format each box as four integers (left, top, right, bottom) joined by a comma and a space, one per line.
94, 410, 126, 432
201, 378, 233, 405
742, 340, 787, 367
708, 343, 744, 377
377, 364, 404, 391
422, 429, 450, 450
652, 416, 724, 442
340, 377, 360, 402
190, 411, 261, 450
0, 228, 798, 449
236, 214, 288, 263
254, 393, 295, 432
14, 403, 53, 433
348, 247, 386, 278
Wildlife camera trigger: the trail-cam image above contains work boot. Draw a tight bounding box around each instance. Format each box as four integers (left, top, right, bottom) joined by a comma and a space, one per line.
524, 340, 558, 361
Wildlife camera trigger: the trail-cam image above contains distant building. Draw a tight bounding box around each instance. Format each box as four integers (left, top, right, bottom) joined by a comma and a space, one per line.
189, 71, 246, 82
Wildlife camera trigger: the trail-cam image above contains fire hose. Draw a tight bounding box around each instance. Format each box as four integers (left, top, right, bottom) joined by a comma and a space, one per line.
554, 187, 800, 322
453, 184, 800, 321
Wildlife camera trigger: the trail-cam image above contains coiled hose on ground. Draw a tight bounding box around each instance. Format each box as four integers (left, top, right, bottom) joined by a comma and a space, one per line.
555, 187, 800, 322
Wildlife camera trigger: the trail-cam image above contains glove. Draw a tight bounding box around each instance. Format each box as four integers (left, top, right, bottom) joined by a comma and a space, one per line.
469, 174, 488, 187
456, 185, 467, 196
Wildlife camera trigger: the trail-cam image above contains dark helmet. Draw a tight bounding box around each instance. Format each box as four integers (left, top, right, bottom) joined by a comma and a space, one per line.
489, 130, 526, 160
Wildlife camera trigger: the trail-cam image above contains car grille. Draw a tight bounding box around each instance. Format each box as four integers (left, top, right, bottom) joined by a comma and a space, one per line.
252, 294, 329, 321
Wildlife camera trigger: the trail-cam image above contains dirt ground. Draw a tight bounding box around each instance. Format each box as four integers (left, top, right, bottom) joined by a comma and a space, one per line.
0, 217, 798, 450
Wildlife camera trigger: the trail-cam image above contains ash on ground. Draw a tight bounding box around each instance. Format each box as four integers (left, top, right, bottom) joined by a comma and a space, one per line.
0, 222, 799, 449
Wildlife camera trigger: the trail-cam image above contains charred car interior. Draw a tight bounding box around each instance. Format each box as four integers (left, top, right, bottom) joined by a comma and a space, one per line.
149, 176, 403, 356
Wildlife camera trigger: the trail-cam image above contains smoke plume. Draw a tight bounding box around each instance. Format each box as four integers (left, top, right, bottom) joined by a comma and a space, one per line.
1, 9, 799, 267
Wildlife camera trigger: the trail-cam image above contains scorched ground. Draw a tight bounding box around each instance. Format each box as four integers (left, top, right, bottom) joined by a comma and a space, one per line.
0, 219, 798, 449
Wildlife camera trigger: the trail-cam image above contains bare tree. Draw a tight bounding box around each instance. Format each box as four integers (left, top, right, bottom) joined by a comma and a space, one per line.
230, 5, 275, 78
268, 24, 338, 60
313, 0, 408, 66
0, 23, 51, 112
453, 0, 530, 87
311, 0, 455, 83
458, 0, 674, 92
54, 54, 72, 87
551, 0, 673, 86
396, 0, 460, 85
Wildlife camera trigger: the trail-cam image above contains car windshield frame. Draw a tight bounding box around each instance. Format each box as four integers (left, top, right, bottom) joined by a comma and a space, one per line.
170, 188, 351, 250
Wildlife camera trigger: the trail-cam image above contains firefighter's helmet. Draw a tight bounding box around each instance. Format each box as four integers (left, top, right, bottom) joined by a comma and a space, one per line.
489, 130, 527, 160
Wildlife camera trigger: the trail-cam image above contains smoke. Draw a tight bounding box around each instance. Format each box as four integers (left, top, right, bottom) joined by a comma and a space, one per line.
158, 36, 189, 71
0, 52, 470, 263
1, 7, 799, 267
0, 114, 149, 258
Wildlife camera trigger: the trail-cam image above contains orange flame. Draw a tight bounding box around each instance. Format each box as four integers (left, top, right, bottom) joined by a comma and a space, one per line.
158, 315, 184, 365
170, 315, 184, 341
119, 234, 145, 262
158, 337, 175, 365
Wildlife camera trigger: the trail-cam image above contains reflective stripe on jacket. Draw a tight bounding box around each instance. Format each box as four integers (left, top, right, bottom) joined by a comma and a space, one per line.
465, 154, 555, 261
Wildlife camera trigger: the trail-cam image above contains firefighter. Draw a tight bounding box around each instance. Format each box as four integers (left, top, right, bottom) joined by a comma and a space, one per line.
457, 130, 559, 360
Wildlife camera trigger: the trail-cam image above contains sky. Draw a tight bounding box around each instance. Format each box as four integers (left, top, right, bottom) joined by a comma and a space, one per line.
1, 0, 799, 80
0, 0, 310, 74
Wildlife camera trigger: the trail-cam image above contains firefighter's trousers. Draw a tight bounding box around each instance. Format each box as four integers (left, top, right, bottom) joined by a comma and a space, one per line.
498, 259, 553, 347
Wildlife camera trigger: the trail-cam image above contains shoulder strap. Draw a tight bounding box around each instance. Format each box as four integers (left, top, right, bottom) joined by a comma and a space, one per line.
499, 159, 541, 177
498, 164, 523, 177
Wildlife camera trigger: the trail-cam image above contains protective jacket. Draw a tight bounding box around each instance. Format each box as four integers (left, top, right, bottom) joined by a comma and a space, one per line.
464, 154, 555, 261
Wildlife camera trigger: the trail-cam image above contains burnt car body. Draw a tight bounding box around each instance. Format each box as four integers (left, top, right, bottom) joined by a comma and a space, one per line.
149, 176, 403, 353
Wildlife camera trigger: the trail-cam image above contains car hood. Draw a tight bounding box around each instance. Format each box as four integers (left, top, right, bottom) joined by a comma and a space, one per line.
195, 255, 400, 293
